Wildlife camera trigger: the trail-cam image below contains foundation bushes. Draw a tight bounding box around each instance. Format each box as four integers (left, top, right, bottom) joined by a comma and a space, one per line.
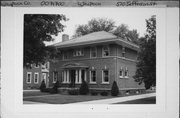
111, 81, 119, 96
68, 89, 79, 95
79, 80, 89, 95
50, 80, 60, 94
40, 80, 46, 92
90, 91, 98, 96
100, 91, 109, 96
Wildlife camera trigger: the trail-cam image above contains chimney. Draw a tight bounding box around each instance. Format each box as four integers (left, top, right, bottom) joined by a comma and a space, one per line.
62, 34, 69, 42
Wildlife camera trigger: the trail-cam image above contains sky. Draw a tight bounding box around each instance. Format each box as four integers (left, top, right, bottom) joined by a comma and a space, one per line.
46, 8, 157, 45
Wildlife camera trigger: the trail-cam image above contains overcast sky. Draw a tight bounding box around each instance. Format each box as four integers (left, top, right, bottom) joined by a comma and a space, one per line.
47, 8, 156, 45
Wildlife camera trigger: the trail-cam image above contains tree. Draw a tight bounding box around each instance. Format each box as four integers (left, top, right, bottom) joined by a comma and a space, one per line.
111, 81, 119, 96
24, 14, 68, 67
40, 80, 46, 92
134, 15, 156, 89
73, 18, 115, 38
73, 18, 139, 45
79, 80, 89, 95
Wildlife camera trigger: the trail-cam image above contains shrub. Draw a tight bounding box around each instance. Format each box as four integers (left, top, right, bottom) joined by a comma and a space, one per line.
100, 91, 109, 96
40, 80, 46, 92
90, 91, 98, 96
79, 80, 89, 95
52, 80, 60, 93
68, 89, 79, 95
111, 81, 119, 96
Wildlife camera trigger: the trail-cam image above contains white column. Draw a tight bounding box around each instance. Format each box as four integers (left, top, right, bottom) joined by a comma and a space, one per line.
79, 69, 82, 83
67, 70, 69, 83
75, 70, 78, 83
84, 70, 87, 82
64, 70, 66, 83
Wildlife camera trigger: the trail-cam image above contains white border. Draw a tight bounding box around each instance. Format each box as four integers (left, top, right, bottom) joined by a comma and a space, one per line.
1, 7, 179, 118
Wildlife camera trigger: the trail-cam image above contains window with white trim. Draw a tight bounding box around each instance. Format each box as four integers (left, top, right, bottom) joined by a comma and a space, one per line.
102, 70, 109, 83
34, 63, 39, 68
90, 70, 96, 83
26, 72, 32, 83
102, 46, 110, 57
62, 70, 69, 83
53, 71, 58, 83
73, 49, 84, 56
124, 67, 129, 78
90, 47, 97, 58
122, 47, 126, 57
63, 52, 68, 60
34, 72, 39, 84
119, 67, 123, 78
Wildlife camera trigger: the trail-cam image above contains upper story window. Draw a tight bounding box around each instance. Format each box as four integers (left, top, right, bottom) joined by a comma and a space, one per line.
122, 47, 126, 57
63, 52, 68, 60
34, 63, 39, 68
102, 46, 110, 57
41, 62, 49, 69
90, 47, 97, 58
73, 49, 84, 57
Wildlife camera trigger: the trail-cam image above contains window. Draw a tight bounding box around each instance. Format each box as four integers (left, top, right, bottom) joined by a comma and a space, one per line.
73, 49, 84, 56
90, 70, 96, 83
124, 67, 129, 78
26, 72, 32, 83
102, 46, 110, 57
119, 67, 123, 78
53, 72, 58, 83
63, 52, 68, 60
34, 73, 39, 84
90, 47, 97, 58
122, 47, 126, 57
34, 63, 39, 68
62, 70, 69, 83
102, 70, 109, 83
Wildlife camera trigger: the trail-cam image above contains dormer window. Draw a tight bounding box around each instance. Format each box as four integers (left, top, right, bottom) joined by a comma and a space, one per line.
73, 49, 84, 56
102, 46, 110, 57
90, 47, 97, 58
63, 52, 68, 60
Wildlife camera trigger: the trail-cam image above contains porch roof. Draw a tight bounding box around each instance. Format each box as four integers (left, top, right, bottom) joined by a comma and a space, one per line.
61, 63, 89, 69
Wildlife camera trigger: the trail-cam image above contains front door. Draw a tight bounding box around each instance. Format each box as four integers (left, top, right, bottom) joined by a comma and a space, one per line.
42, 73, 47, 86
70, 70, 75, 87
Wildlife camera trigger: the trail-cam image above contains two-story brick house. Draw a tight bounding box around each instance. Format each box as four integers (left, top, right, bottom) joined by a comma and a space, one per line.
23, 62, 50, 89
49, 31, 144, 91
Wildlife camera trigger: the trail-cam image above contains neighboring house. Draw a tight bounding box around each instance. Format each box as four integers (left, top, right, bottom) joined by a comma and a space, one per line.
23, 62, 50, 90
49, 31, 145, 91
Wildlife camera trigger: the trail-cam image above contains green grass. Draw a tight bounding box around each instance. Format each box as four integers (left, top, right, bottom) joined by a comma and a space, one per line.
23, 91, 51, 97
24, 94, 113, 104
116, 97, 156, 104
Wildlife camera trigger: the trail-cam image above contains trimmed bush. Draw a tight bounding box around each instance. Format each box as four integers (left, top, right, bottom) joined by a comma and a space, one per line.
79, 80, 89, 95
111, 81, 119, 96
68, 89, 79, 95
100, 91, 109, 96
40, 80, 46, 92
90, 91, 98, 96
52, 80, 60, 93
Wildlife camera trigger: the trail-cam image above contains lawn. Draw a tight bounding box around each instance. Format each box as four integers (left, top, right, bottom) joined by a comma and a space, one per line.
116, 97, 156, 104
24, 94, 113, 104
23, 90, 156, 104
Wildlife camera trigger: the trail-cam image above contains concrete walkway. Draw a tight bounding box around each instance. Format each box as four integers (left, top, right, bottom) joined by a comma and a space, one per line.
70, 93, 156, 104
23, 101, 48, 104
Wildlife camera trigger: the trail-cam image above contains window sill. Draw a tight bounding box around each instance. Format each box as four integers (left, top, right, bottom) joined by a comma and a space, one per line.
101, 82, 110, 84
26, 82, 31, 84
89, 82, 97, 84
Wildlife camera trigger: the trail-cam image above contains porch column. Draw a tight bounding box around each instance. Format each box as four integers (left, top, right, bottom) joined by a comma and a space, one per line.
64, 71, 66, 83
79, 69, 82, 83
84, 70, 87, 82
75, 70, 78, 83
67, 70, 69, 83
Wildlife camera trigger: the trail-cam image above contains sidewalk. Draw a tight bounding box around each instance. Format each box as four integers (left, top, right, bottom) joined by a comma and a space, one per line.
70, 93, 156, 104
